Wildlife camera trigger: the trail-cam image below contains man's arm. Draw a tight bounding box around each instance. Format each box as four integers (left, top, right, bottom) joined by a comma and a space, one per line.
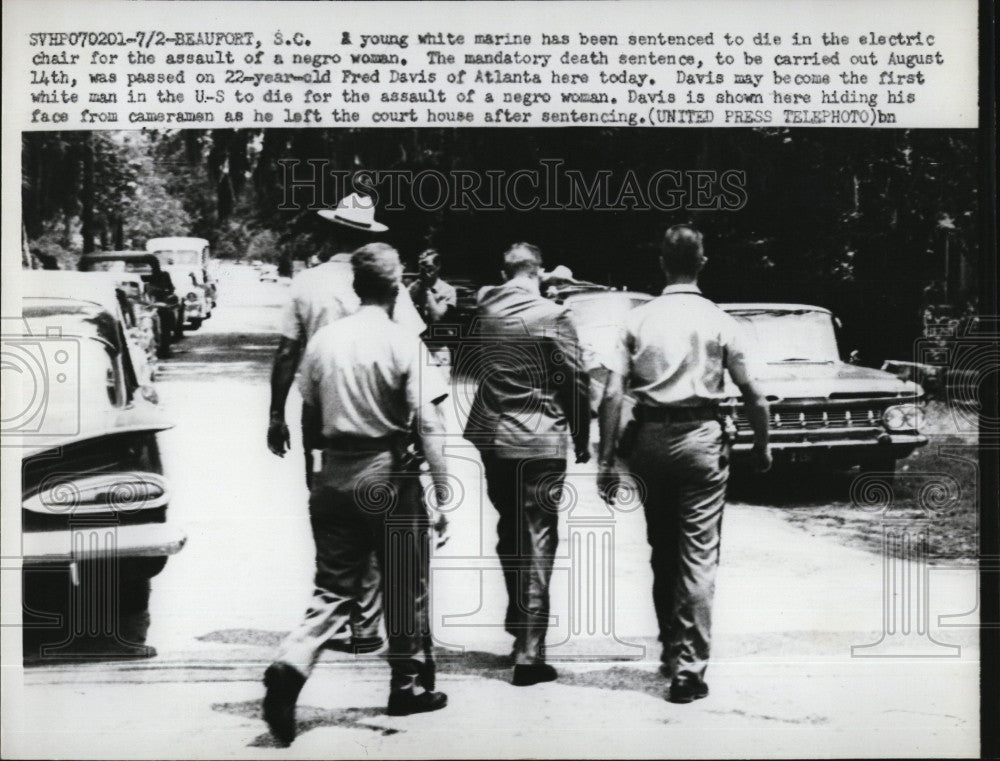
425, 282, 457, 323
267, 336, 302, 456
300, 400, 323, 452
598, 370, 626, 466
723, 316, 771, 472
553, 311, 591, 463
596, 369, 626, 503
416, 400, 451, 548
735, 379, 772, 472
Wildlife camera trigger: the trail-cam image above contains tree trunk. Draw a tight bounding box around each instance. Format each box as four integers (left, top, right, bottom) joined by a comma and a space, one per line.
81, 135, 95, 254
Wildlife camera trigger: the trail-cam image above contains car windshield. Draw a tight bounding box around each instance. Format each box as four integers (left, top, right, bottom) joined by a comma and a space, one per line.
81, 261, 125, 273
154, 250, 201, 266
729, 309, 840, 363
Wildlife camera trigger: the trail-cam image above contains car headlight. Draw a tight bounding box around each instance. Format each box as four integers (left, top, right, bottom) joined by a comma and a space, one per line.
882, 404, 924, 431
185, 291, 200, 303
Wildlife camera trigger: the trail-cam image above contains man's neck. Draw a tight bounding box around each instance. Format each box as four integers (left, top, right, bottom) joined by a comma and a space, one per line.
359, 301, 394, 317
506, 275, 540, 294
664, 275, 699, 288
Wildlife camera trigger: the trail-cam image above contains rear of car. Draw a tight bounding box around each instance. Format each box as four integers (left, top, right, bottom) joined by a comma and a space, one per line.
16, 273, 186, 658
147, 237, 216, 325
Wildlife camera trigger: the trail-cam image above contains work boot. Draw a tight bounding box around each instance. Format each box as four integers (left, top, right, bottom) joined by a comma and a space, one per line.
667, 675, 709, 704
512, 663, 558, 686
262, 663, 306, 745
387, 689, 448, 716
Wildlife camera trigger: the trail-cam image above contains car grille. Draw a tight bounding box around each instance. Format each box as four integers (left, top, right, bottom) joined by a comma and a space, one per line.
734, 404, 886, 432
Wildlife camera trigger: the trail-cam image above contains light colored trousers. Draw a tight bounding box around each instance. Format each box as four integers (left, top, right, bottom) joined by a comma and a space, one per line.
274, 448, 432, 691
627, 419, 729, 681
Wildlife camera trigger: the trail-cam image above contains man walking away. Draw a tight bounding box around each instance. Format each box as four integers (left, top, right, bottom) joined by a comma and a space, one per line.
267, 193, 425, 655
263, 244, 451, 745
464, 243, 591, 686
597, 225, 771, 704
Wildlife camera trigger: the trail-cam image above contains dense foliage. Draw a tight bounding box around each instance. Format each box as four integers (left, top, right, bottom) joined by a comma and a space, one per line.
22, 128, 979, 361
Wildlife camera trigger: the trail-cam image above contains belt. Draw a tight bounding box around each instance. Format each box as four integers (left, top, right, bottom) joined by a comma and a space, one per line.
634, 406, 719, 424
319, 433, 403, 453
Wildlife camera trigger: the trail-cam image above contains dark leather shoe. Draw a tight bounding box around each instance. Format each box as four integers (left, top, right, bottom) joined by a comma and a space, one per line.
323, 636, 385, 655
512, 663, 558, 686
386, 690, 448, 716
263, 663, 306, 745
667, 676, 709, 704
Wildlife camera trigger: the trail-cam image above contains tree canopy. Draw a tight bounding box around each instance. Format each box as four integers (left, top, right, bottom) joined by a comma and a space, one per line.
22, 127, 979, 361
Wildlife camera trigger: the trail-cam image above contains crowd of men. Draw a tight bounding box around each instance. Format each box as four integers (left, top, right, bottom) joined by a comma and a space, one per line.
260, 193, 771, 746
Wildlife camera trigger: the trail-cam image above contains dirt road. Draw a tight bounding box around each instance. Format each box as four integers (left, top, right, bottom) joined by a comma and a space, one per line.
9, 264, 980, 758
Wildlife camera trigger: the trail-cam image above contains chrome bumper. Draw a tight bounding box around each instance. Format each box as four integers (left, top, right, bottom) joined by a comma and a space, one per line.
22, 523, 187, 565
732, 428, 928, 453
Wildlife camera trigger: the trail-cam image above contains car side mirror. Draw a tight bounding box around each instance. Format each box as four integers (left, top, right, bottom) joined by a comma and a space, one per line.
848, 350, 862, 365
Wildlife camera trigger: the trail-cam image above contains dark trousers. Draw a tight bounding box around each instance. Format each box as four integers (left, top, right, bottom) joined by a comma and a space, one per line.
482, 455, 564, 665
276, 448, 432, 691
627, 420, 729, 682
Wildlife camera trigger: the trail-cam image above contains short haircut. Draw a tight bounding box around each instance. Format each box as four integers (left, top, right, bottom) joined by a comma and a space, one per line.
352, 243, 401, 302
502, 242, 543, 278
660, 225, 705, 277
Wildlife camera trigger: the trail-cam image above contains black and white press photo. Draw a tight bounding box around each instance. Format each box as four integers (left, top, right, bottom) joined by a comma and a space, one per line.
5, 124, 988, 756
1, 0, 995, 758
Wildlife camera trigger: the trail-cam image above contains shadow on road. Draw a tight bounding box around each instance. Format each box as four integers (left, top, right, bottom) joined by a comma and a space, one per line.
213, 645, 830, 747
156, 331, 279, 382
728, 466, 855, 507
214, 700, 399, 747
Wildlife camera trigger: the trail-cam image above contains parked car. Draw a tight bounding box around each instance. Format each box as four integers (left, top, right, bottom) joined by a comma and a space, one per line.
167, 267, 211, 329
562, 291, 927, 476
87, 271, 162, 376
79, 252, 185, 354
258, 264, 279, 282
720, 304, 928, 474
146, 236, 218, 310
560, 290, 655, 414
17, 271, 186, 659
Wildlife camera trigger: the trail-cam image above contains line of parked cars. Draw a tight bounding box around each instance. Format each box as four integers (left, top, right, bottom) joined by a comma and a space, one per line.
15, 237, 215, 661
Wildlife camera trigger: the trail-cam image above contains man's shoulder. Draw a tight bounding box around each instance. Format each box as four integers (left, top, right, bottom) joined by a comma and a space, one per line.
480, 284, 564, 325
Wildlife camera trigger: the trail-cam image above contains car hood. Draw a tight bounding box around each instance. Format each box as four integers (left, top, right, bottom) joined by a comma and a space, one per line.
726, 361, 923, 401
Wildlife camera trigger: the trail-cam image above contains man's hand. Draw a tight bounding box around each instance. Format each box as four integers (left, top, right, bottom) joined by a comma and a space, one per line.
267, 416, 290, 457
597, 461, 623, 505
431, 512, 450, 550
752, 443, 773, 473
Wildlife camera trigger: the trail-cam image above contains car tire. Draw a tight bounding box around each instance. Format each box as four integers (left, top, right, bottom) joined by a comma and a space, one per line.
187, 318, 203, 330
859, 452, 898, 487
173, 311, 186, 339
22, 560, 159, 660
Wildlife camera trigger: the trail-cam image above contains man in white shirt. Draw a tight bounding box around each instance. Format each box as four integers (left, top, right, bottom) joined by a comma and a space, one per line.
263, 244, 451, 744
266, 194, 425, 656
597, 225, 771, 704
